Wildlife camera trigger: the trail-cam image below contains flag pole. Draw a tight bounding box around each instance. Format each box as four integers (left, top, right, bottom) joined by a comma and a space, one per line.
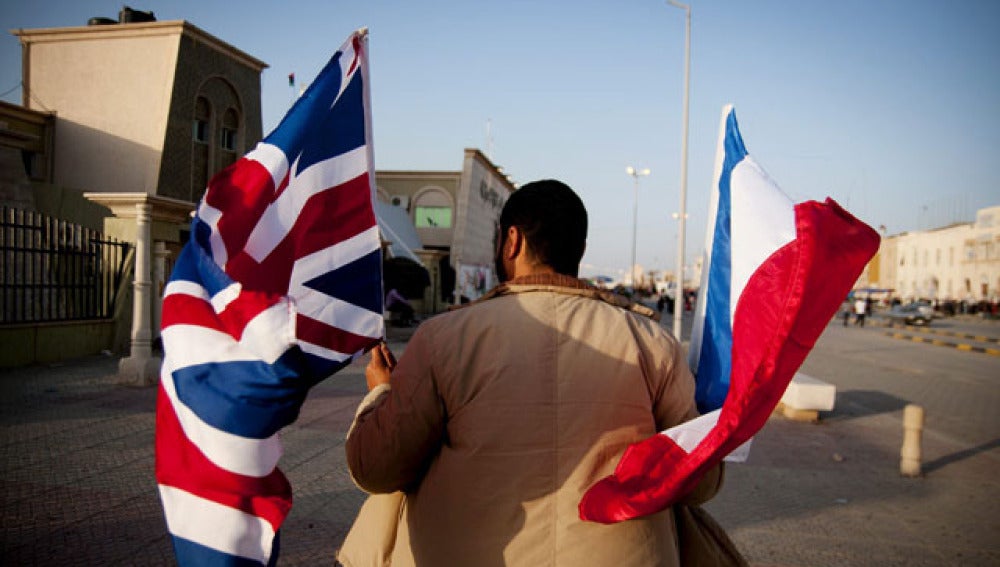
668, 0, 691, 341
687, 104, 732, 372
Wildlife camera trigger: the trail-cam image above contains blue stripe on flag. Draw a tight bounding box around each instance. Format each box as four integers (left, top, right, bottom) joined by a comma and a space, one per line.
695, 108, 748, 413
169, 235, 234, 295
172, 351, 314, 439
171, 533, 279, 567
264, 50, 366, 172
296, 71, 367, 172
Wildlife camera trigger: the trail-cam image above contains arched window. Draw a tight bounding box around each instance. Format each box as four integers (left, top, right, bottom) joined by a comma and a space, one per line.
221, 108, 239, 152
413, 188, 453, 229
191, 96, 213, 201
193, 97, 211, 143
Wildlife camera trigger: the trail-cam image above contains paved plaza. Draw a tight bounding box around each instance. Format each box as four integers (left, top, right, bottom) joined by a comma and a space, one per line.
1, 317, 998, 565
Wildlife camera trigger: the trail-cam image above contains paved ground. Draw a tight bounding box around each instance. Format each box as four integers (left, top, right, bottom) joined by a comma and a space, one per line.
1, 316, 997, 565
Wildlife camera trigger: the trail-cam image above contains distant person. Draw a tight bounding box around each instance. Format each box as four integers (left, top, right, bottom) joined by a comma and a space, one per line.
842, 300, 852, 326
384, 287, 415, 326
339, 179, 724, 566
854, 296, 867, 327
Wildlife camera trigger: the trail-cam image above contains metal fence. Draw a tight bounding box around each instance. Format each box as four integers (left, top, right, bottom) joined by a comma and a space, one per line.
1, 206, 131, 324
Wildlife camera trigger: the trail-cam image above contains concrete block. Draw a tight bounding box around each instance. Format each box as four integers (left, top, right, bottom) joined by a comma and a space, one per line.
780, 372, 836, 412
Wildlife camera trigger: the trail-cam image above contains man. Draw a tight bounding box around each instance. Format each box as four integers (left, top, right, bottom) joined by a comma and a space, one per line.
341, 180, 722, 566
385, 287, 416, 326
854, 295, 867, 327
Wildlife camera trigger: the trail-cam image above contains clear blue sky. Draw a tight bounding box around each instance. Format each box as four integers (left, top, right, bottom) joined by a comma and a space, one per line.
2, 1, 998, 279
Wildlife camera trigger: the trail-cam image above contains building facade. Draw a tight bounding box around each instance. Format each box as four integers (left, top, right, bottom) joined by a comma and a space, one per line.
14, 19, 266, 204
375, 149, 516, 309
4, 17, 267, 375
874, 205, 1000, 303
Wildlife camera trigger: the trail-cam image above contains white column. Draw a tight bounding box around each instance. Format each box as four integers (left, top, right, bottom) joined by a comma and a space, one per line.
118, 202, 161, 386
153, 240, 169, 342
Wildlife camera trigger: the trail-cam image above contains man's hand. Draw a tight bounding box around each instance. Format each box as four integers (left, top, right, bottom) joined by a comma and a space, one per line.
365, 342, 397, 391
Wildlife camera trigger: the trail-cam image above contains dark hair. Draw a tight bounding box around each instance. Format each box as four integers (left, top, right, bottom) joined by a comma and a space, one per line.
499, 179, 587, 276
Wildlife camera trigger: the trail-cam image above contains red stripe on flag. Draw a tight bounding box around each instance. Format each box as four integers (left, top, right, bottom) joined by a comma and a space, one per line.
162, 291, 283, 341
161, 294, 224, 333
578, 198, 879, 523
296, 313, 378, 356
223, 174, 376, 293
155, 385, 291, 530
205, 159, 277, 261
217, 291, 286, 341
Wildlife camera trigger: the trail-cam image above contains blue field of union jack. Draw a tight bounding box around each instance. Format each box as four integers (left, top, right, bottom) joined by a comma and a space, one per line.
155, 29, 383, 566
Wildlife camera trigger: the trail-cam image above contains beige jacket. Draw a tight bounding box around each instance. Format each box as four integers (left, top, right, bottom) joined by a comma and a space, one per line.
341, 275, 721, 566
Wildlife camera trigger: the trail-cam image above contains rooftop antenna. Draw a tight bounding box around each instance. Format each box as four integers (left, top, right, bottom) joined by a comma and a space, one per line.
486, 118, 494, 161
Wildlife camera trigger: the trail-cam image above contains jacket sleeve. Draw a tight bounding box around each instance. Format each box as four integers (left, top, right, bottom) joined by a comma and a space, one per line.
644, 327, 698, 432
644, 325, 726, 505
345, 326, 446, 494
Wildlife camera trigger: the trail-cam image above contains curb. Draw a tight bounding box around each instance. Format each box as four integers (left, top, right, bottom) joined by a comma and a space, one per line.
882, 330, 1000, 356
883, 323, 1000, 344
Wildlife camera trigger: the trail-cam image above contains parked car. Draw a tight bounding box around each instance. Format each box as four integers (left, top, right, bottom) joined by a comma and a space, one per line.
885, 303, 935, 326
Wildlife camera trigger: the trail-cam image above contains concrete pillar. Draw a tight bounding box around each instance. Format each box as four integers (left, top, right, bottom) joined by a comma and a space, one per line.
152, 240, 169, 342
900, 404, 924, 477
118, 202, 160, 386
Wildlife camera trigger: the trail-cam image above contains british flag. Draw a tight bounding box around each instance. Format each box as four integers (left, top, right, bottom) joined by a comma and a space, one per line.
155, 29, 383, 565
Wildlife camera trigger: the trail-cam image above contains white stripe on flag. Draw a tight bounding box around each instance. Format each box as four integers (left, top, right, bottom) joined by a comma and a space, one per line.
288, 225, 380, 292
728, 156, 796, 322
243, 145, 369, 263
239, 300, 297, 364
295, 288, 383, 337
197, 203, 228, 267
210, 283, 243, 313
158, 484, 274, 564
661, 410, 751, 463
164, 280, 211, 301
161, 325, 283, 477
245, 142, 290, 194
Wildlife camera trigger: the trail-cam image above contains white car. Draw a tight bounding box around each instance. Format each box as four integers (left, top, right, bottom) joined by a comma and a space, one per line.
886, 303, 935, 326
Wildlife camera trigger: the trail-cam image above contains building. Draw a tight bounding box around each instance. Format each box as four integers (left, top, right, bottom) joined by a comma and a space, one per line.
375, 149, 517, 313
2, 13, 267, 377
873, 205, 1000, 304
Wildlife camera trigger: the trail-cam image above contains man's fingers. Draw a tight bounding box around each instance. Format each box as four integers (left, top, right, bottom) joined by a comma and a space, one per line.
380, 343, 397, 370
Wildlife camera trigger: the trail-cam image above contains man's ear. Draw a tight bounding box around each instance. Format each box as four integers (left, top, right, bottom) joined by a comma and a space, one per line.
505, 226, 523, 260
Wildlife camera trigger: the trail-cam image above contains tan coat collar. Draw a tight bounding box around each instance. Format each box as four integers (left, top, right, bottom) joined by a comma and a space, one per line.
455, 273, 660, 321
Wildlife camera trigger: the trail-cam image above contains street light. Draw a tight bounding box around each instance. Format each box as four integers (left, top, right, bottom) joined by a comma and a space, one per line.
667, 0, 691, 340
626, 166, 651, 287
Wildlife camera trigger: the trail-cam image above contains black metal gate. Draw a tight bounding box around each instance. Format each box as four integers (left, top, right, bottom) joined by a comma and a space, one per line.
1, 207, 130, 323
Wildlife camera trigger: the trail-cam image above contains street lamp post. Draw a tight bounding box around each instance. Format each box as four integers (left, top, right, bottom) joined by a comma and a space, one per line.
626, 166, 651, 287
667, 0, 691, 340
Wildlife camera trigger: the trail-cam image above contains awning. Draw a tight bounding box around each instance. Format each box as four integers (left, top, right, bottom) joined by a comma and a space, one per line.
373, 200, 423, 264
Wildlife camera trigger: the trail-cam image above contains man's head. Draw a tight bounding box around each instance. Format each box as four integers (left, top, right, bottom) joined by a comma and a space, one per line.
494, 179, 588, 281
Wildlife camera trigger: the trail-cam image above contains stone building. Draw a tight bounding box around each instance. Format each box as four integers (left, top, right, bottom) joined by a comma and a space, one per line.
3, 15, 267, 377
873, 205, 1000, 304
375, 149, 516, 312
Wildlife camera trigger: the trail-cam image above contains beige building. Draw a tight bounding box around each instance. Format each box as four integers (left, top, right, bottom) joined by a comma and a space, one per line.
2, 16, 267, 376
14, 18, 266, 204
376, 149, 516, 310
874, 205, 1000, 303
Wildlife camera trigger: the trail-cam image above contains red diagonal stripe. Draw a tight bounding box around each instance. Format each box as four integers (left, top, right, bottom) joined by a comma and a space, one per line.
296, 314, 379, 356
205, 159, 276, 262
224, 174, 376, 294
155, 384, 291, 530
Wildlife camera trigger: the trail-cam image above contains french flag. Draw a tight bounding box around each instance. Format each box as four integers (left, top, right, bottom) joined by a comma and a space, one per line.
156, 29, 383, 565
579, 105, 880, 523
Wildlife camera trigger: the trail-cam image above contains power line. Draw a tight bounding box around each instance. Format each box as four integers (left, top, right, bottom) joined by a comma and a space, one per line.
0, 81, 21, 99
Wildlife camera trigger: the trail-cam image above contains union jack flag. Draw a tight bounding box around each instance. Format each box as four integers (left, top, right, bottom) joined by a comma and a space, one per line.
155, 29, 383, 565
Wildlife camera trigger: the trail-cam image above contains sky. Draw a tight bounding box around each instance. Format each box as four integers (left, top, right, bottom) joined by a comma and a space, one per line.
2, 1, 998, 280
